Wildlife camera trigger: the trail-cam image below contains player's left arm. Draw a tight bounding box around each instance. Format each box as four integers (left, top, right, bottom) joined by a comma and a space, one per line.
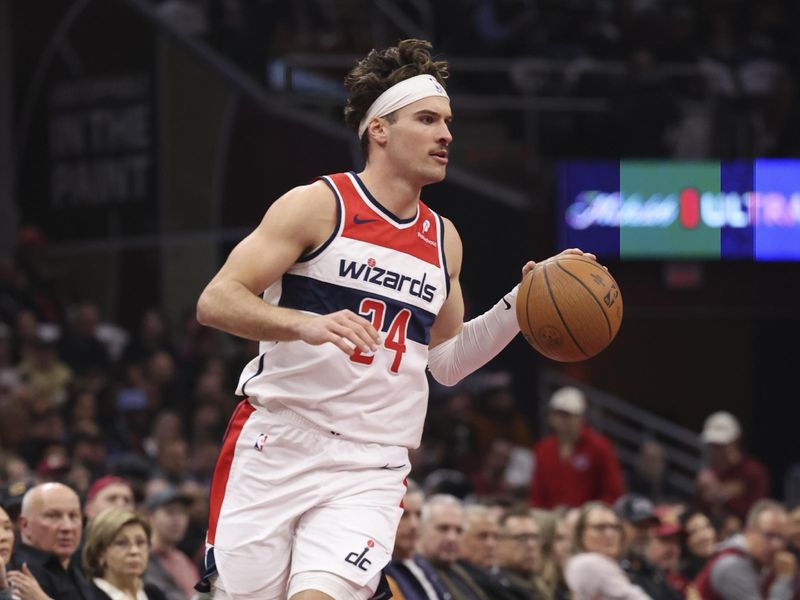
428, 218, 597, 386
427, 218, 531, 386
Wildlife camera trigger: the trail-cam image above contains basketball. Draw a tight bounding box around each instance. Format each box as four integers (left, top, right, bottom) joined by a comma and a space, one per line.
516, 254, 623, 362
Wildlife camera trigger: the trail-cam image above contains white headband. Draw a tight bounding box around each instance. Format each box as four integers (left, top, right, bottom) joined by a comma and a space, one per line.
357, 74, 449, 138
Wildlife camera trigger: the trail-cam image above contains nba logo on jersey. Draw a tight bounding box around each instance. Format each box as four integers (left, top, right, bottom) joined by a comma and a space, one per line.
254, 433, 268, 451
422, 219, 430, 234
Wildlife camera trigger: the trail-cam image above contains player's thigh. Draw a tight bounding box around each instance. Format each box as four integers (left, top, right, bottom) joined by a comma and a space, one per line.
211, 415, 318, 596
290, 468, 406, 589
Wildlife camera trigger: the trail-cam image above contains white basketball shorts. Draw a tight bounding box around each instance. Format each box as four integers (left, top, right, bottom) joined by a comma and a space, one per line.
204, 399, 410, 599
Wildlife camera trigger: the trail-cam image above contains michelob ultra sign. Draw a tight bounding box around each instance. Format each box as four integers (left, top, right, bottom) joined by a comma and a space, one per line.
557, 160, 800, 261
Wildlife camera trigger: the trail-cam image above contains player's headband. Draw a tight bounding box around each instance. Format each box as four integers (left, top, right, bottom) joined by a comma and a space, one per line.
357, 74, 449, 138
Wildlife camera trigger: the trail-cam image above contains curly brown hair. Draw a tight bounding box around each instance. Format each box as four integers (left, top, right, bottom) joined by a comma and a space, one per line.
344, 39, 449, 158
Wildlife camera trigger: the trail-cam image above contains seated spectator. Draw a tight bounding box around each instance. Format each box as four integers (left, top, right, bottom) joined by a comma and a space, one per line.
143, 487, 198, 600
533, 509, 572, 600
614, 494, 659, 559
530, 386, 625, 509
788, 503, 800, 559
679, 509, 717, 582
83, 476, 135, 521
388, 494, 484, 599
496, 508, 549, 598
17, 330, 72, 414
1, 503, 49, 600
695, 411, 769, 523
614, 493, 681, 597
693, 499, 796, 600
626, 439, 685, 503
59, 303, 110, 377
458, 504, 525, 599
82, 507, 167, 599
565, 501, 651, 599
385, 483, 429, 598
9, 482, 93, 599
459, 505, 500, 570
644, 507, 687, 595
470, 372, 533, 453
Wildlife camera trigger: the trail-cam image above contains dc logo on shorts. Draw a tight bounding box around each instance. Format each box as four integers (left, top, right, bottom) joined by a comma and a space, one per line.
345, 539, 374, 571
254, 433, 268, 451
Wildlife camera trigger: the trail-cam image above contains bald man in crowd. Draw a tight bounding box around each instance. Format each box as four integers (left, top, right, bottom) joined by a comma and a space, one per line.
7, 482, 93, 599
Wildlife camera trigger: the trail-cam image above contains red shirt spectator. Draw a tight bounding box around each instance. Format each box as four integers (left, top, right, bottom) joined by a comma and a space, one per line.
529, 387, 625, 509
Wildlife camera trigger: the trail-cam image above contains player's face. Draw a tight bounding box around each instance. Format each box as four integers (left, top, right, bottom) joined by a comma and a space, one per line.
460, 513, 499, 568
384, 96, 452, 186
420, 503, 463, 567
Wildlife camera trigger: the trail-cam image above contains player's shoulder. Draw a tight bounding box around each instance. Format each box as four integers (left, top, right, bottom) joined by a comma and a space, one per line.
279, 179, 334, 205
436, 215, 462, 245
267, 179, 336, 218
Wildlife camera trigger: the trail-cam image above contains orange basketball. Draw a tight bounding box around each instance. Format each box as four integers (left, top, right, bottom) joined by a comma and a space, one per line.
516, 254, 623, 362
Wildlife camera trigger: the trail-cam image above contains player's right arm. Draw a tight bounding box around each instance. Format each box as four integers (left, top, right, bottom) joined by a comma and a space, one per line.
196, 182, 379, 355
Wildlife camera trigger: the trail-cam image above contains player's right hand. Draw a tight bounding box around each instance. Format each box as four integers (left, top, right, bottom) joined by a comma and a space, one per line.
296, 309, 380, 356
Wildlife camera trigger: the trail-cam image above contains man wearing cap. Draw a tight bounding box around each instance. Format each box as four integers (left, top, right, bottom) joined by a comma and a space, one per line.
529, 386, 625, 509
615, 494, 683, 600
645, 507, 690, 596
695, 411, 769, 522
144, 487, 198, 600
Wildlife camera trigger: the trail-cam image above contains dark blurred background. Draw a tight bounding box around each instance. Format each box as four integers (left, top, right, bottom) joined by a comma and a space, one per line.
2, 0, 799, 505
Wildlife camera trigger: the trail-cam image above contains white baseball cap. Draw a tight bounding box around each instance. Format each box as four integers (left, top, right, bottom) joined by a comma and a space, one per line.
701, 411, 741, 444
549, 386, 586, 415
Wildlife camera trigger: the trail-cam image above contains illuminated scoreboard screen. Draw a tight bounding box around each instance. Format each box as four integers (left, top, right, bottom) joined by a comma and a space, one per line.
556, 160, 800, 261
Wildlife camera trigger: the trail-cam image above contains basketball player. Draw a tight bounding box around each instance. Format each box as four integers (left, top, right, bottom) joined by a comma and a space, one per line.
195, 39, 594, 600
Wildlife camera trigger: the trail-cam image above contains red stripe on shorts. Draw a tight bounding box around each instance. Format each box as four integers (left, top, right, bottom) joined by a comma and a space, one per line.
207, 399, 256, 545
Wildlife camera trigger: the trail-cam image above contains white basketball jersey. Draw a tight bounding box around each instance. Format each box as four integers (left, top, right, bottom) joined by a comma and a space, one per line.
235, 172, 449, 448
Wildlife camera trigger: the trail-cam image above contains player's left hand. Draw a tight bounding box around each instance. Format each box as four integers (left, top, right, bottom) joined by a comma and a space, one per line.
520, 248, 600, 280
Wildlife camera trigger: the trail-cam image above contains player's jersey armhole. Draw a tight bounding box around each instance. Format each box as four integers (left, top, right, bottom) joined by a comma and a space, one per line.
239, 353, 266, 396
298, 176, 343, 263
436, 213, 451, 297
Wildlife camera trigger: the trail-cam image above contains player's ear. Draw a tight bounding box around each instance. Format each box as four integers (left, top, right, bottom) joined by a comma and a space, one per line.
368, 118, 389, 147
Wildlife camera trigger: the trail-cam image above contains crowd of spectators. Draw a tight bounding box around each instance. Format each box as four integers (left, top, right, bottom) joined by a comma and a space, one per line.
148, 0, 800, 161
386, 485, 800, 599
1, 224, 796, 598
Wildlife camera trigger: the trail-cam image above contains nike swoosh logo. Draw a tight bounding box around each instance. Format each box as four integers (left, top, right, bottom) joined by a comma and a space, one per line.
502, 297, 511, 310
380, 464, 407, 471
353, 214, 379, 224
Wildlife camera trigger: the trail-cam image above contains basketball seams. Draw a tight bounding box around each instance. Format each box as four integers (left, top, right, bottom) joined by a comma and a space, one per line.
523, 271, 537, 349
553, 261, 613, 338
543, 262, 589, 358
